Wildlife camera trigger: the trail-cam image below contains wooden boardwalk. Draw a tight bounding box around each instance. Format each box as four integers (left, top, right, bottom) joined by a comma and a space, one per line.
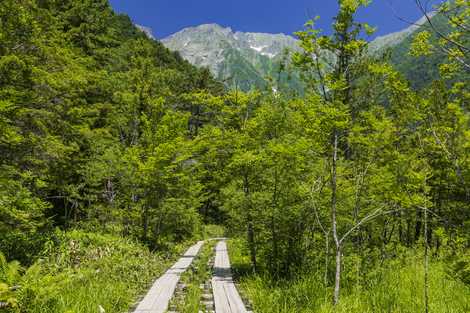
133, 241, 204, 313
212, 240, 250, 313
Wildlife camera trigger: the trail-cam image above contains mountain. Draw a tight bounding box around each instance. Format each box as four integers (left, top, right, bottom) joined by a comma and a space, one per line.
161, 24, 303, 91
136, 24, 155, 40
368, 12, 445, 90
372, 12, 469, 89
161, 13, 465, 91
368, 13, 436, 54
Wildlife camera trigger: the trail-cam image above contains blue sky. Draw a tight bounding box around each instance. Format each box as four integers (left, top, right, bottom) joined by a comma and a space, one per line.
109, 0, 438, 39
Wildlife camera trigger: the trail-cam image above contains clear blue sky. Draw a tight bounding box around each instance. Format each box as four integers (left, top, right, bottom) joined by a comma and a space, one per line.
109, 0, 439, 39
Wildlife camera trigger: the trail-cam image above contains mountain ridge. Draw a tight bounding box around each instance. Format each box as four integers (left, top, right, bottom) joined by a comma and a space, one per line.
138, 13, 449, 90
368, 12, 436, 53
136, 24, 155, 40
160, 23, 301, 91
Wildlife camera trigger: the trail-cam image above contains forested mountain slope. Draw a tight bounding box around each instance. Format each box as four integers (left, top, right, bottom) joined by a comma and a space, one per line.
371, 12, 470, 89
369, 14, 435, 53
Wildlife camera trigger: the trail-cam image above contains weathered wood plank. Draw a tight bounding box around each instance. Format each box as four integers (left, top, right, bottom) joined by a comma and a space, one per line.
133, 241, 204, 313
212, 240, 249, 313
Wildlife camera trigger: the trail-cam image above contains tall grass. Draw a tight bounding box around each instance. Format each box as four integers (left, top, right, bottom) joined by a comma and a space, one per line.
9, 230, 189, 313
228, 240, 470, 313
202, 224, 226, 239
172, 240, 216, 313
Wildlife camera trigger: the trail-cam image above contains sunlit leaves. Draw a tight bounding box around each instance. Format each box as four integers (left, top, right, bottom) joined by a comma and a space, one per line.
410, 31, 433, 57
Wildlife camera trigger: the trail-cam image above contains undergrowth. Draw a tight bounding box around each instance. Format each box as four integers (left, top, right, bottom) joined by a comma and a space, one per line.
228, 239, 470, 313
1, 229, 189, 313
173, 240, 216, 313
202, 224, 226, 239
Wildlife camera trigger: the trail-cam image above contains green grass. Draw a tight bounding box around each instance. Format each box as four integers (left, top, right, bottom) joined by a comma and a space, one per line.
202, 224, 226, 239
228, 239, 470, 313
8, 229, 190, 313
172, 240, 216, 313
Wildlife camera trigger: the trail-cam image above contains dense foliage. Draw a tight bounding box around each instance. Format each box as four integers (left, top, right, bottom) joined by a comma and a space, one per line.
221, 1, 469, 311
0, 0, 223, 262
0, 230, 188, 312
392, 3, 470, 89
0, 0, 469, 312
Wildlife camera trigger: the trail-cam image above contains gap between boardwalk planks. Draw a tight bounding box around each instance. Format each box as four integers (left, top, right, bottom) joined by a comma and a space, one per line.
132, 241, 204, 313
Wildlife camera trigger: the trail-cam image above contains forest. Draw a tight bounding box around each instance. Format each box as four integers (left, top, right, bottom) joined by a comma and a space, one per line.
0, 0, 469, 312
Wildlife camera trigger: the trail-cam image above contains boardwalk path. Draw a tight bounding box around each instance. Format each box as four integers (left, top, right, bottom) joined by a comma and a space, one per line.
133, 241, 204, 313
212, 240, 250, 313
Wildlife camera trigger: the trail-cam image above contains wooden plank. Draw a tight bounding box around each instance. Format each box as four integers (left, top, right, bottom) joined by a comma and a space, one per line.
212, 240, 249, 313
133, 241, 204, 313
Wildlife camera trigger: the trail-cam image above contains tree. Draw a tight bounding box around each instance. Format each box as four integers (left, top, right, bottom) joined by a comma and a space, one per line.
294, 0, 375, 304
411, 0, 470, 72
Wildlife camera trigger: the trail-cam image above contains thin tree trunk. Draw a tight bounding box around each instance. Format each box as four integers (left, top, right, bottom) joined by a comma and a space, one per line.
271, 168, 279, 275
407, 218, 413, 246
334, 245, 342, 305
399, 211, 404, 244
415, 208, 423, 243
331, 131, 341, 305
271, 215, 278, 275
142, 205, 148, 241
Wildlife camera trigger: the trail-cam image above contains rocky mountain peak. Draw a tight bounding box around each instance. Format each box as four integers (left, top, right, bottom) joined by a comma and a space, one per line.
160, 13, 439, 90
161, 23, 302, 90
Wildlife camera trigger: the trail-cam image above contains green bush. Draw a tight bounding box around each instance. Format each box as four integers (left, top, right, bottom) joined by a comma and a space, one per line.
452, 251, 470, 285
0, 252, 22, 309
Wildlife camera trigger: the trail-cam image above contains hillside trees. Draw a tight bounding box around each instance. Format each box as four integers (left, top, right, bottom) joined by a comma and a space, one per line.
407, 0, 470, 88
412, 0, 469, 71
294, 0, 381, 303
0, 0, 469, 311
0, 0, 223, 263
218, 0, 469, 307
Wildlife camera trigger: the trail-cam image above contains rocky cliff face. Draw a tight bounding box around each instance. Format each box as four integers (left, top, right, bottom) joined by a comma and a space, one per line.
158, 12, 454, 91
161, 24, 301, 90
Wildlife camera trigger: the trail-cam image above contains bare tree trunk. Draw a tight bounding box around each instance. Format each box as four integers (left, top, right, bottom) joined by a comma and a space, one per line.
64, 196, 70, 229
271, 215, 278, 275
271, 168, 279, 275
331, 131, 341, 305
415, 208, 422, 243
334, 245, 342, 305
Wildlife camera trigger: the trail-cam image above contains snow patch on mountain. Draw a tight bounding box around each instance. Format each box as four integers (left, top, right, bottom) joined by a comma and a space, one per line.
250, 45, 268, 52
